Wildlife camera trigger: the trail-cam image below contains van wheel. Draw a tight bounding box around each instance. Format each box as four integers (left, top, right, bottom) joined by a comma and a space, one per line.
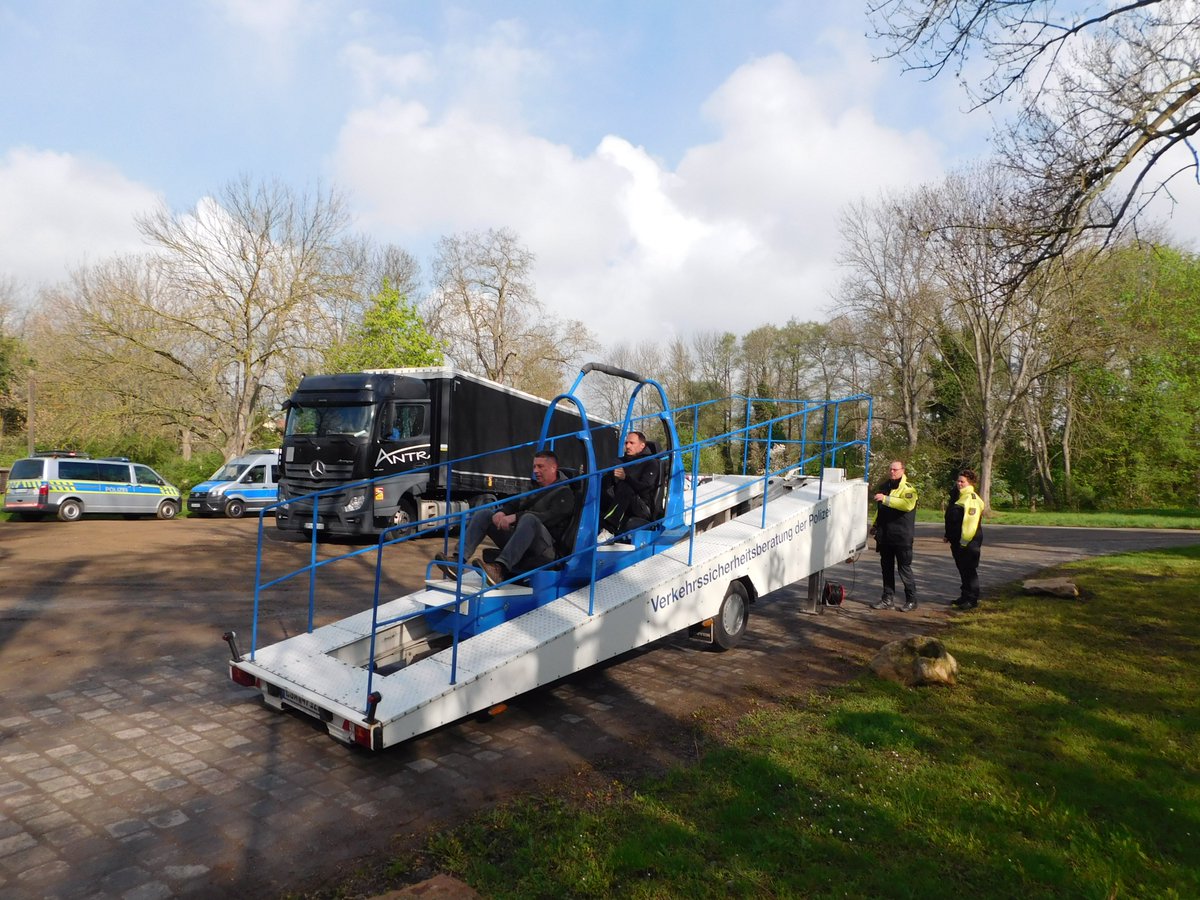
57, 499, 83, 522
224, 498, 246, 519
712, 581, 749, 650
157, 500, 180, 520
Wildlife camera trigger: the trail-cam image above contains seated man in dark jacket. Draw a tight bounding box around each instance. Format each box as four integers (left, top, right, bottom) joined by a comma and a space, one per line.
600, 430, 659, 535
436, 450, 575, 586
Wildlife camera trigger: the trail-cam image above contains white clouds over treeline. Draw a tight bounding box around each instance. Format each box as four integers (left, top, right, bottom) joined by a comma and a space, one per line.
0, 4, 946, 343
335, 47, 944, 343
0, 148, 160, 295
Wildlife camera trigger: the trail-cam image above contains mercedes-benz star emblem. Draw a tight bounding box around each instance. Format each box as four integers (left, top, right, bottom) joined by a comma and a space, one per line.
309, 460, 326, 478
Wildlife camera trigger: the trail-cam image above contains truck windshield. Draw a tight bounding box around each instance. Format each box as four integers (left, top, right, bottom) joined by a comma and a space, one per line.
285, 405, 373, 438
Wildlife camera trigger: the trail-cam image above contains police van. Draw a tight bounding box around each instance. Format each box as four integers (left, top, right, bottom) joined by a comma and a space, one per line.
3, 453, 182, 522
187, 449, 280, 518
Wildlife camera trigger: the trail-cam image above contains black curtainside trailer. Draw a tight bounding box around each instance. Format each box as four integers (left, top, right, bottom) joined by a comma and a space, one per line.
275, 367, 616, 537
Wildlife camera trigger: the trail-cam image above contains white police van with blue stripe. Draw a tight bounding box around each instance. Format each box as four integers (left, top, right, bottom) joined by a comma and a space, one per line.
188, 449, 280, 519
3, 453, 181, 522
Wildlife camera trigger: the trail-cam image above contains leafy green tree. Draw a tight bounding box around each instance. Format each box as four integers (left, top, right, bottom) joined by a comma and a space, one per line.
1066, 244, 1200, 507
323, 280, 443, 373
0, 290, 29, 447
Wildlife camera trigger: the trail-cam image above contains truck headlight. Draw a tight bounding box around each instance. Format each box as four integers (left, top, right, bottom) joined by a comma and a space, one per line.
343, 494, 365, 513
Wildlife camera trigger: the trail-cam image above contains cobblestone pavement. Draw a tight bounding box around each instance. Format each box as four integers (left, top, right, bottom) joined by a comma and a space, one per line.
1, 523, 1197, 898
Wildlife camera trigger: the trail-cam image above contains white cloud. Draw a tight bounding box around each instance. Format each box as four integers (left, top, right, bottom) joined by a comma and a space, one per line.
342, 42, 434, 96
213, 0, 312, 39
333, 49, 944, 345
0, 148, 161, 299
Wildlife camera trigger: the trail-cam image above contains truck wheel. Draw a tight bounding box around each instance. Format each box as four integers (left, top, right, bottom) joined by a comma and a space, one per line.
224, 498, 246, 519
712, 581, 749, 650
391, 497, 417, 533
57, 499, 83, 522
157, 500, 180, 520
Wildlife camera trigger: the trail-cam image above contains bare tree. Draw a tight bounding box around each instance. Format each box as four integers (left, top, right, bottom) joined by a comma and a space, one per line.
871, 0, 1200, 265
919, 164, 1100, 508
31, 259, 180, 440
0, 279, 28, 442
691, 331, 741, 470
130, 177, 359, 456
426, 227, 596, 395
583, 341, 664, 423
835, 190, 940, 453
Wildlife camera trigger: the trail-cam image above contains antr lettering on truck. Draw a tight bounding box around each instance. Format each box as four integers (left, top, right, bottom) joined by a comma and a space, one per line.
275, 367, 617, 537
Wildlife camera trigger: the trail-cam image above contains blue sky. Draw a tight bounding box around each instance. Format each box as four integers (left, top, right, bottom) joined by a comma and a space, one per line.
2, 0, 1001, 345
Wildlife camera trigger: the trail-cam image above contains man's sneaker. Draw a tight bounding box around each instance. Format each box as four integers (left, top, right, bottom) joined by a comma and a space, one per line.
432, 552, 456, 580
480, 560, 506, 586
957, 599, 979, 610
870, 595, 894, 610
899, 599, 918, 613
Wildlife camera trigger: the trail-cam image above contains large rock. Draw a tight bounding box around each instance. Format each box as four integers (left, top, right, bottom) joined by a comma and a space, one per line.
869, 636, 958, 687
1023, 577, 1080, 598
372, 875, 482, 899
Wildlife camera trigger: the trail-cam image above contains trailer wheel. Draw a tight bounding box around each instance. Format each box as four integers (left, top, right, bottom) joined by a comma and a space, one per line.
712, 581, 749, 650
57, 499, 83, 522
224, 498, 246, 519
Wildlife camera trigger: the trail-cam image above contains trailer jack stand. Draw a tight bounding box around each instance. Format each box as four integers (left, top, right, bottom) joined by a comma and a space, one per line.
222, 631, 242, 662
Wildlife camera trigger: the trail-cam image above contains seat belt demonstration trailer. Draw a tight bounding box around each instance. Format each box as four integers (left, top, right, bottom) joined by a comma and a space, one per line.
225, 364, 872, 750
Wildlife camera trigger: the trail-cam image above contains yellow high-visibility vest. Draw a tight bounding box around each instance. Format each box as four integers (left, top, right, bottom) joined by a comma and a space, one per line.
956, 485, 983, 545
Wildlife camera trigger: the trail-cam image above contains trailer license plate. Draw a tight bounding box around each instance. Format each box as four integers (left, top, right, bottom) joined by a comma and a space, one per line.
282, 690, 320, 717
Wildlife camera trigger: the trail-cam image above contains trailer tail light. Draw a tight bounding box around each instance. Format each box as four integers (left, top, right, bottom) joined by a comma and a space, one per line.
342, 718, 379, 750
230, 666, 258, 687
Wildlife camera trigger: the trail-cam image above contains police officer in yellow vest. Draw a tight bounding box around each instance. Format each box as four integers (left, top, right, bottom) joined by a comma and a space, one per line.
870, 460, 919, 612
944, 468, 984, 610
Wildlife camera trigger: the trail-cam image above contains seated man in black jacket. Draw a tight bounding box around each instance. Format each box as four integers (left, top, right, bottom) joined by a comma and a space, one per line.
436, 450, 575, 586
600, 431, 659, 536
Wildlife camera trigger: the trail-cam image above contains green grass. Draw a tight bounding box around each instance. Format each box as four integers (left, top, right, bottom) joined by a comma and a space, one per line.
351, 545, 1200, 899
914, 507, 1200, 529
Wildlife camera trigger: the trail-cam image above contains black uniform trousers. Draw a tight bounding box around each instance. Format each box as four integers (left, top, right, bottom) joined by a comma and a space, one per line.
879, 542, 916, 602
951, 543, 980, 604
